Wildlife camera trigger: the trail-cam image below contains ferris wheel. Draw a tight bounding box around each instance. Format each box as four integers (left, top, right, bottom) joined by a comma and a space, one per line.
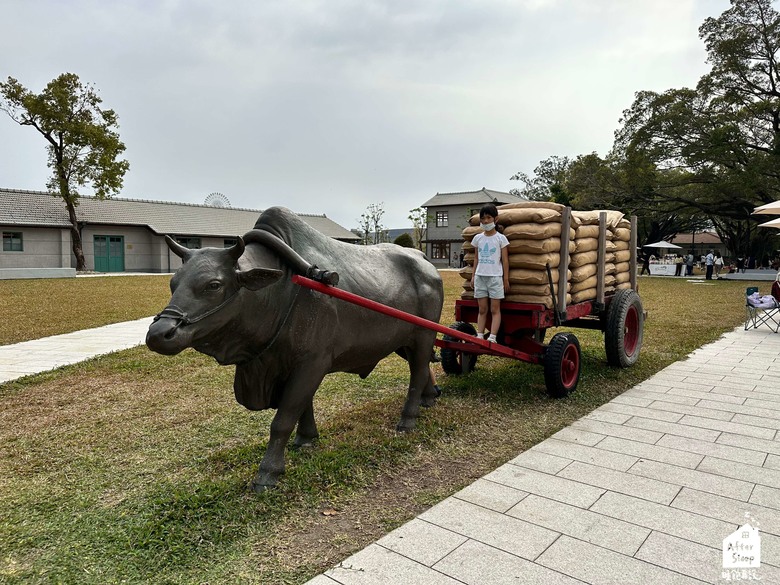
204, 192, 231, 208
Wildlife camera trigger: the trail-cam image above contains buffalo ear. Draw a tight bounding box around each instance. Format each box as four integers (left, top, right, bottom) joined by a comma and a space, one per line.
237, 268, 284, 291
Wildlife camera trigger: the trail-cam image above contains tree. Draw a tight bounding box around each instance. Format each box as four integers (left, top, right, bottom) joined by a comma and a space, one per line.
393, 232, 414, 247
510, 155, 573, 204
0, 73, 129, 270
356, 202, 387, 245
613, 0, 780, 257
407, 207, 429, 250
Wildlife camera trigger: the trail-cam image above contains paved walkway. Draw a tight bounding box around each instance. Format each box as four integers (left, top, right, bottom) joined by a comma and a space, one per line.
307, 326, 780, 585
0, 317, 154, 383
2, 317, 779, 583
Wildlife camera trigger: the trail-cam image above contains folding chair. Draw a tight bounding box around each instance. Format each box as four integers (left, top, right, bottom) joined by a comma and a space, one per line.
745, 276, 780, 333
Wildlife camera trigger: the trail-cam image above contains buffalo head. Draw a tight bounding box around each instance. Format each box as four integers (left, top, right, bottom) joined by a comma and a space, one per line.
146, 236, 283, 361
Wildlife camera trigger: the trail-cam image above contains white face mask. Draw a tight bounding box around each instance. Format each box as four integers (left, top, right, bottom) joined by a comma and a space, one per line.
481, 222, 495, 232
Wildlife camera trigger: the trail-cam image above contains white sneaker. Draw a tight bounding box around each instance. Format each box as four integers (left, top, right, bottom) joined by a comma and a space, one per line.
487, 334, 497, 343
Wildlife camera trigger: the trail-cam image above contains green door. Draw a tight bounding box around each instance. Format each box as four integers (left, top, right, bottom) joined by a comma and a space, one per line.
94, 235, 125, 272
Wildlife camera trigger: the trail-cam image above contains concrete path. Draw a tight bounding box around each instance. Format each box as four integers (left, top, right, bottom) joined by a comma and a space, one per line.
0, 317, 154, 383
307, 326, 780, 585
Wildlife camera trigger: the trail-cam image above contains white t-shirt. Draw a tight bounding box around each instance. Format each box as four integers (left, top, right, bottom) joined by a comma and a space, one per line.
472, 232, 509, 276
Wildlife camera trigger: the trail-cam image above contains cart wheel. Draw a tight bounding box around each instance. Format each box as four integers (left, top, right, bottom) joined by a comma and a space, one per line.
441, 322, 478, 375
544, 333, 581, 398
605, 289, 644, 368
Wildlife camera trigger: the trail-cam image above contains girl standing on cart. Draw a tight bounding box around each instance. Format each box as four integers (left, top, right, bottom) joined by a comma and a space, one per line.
470, 204, 510, 343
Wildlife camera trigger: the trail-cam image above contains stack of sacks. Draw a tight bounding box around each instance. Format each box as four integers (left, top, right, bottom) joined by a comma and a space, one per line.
459, 202, 576, 309
568, 211, 632, 303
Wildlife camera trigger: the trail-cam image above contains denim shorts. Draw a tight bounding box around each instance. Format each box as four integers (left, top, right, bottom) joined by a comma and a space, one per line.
474, 275, 505, 299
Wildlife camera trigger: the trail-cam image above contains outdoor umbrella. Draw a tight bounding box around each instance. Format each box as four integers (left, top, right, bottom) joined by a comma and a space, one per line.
757, 217, 780, 229
753, 200, 780, 215
643, 241, 682, 249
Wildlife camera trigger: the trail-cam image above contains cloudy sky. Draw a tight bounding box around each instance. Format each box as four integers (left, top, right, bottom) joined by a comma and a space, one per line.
1, 0, 725, 230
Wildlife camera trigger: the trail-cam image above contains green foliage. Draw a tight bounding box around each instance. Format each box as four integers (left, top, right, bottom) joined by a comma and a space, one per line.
613, 0, 780, 256
407, 207, 430, 250
393, 232, 414, 247
0, 73, 130, 269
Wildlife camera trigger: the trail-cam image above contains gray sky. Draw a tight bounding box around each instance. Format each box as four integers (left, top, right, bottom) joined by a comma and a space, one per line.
1, 0, 725, 231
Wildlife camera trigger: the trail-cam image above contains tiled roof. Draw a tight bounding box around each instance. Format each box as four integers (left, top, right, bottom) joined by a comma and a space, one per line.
0, 188, 359, 241
670, 232, 722, 245
420, 188, 526, 208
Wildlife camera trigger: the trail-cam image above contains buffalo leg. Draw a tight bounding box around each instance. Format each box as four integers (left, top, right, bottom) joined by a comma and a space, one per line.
292, 401, 318, 448
252, 369, 324, 492
397, 343, 432, 432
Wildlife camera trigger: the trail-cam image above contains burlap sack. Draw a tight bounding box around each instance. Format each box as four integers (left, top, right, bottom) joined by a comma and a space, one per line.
613, 240, 630, 251
570, 250, 598, 267
574, 238, 599, 253
571, 275, 597, 293
462, 225, 482, 239
495, 208, 562, 226
571, 288, 597, 303
498, 201, 566, 212
459, 267, 472, 280
507, 252, 560, 270
509, 282, 569, 296
605, 262, 616, 275
605, 252, 616, 264
614, 250, 631, 263
617, 219, 631, 229
508, 238, 575, 254
463, 241, 474, 252
572, 210, 625, 228
604, 274, 617, 287
504, 293, 571, 309
616, 281, 632, 290
615, 261, 630, 273
571, 263, 597, 282
508, 268, 570, 285
463, 252, 474, 266
574, 225, 600, 239
503, 223, 576, 241
616, 271, 631, 284
613, 227, 631, 242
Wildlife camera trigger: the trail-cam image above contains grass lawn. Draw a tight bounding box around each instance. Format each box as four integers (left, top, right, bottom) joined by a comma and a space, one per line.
0, 276, 172, 345
0, 272, 766, 584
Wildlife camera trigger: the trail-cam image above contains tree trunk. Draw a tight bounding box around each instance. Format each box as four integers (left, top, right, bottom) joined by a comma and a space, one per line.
65, 198, 86, 271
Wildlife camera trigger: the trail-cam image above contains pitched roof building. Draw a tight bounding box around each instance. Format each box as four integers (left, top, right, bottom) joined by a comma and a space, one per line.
420, 187, 525, 267
1, 188, 358, 276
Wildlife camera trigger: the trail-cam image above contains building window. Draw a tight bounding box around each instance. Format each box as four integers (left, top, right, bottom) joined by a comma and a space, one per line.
2, 231, 23, 251
431, 243, 449, 259
436, 211, 448, 227
223, 238, 238, 248
176, 237, 201, 249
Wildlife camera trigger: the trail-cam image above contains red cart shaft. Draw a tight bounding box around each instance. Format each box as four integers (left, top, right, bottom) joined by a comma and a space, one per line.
291, 275, 537, 362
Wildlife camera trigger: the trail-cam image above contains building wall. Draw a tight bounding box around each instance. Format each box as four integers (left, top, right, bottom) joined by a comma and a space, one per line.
425, 204, 476, 267
0, 226, 70, 268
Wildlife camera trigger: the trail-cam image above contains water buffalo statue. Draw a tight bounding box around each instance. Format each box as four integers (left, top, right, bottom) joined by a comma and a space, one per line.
146, 206, 444, 491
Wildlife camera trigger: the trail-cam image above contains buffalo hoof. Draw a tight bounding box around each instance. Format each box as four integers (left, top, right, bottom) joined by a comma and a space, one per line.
251, 471, 281, 493
395, 420, 417, 433
291, 435, 318, 450
420, 395, 437, 408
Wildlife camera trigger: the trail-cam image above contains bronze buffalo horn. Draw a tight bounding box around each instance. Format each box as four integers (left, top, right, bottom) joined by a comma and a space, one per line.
165, 235, 193, 261
228, 236, 245, 260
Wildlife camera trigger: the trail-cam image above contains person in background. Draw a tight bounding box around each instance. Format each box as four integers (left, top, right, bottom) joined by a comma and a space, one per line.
737, 256, 745, 273
714, 251, 724, 278
675, 254, 683, 276
705, 249, 715, 280
640, 252, 651, 275
686, 251, 695, 276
